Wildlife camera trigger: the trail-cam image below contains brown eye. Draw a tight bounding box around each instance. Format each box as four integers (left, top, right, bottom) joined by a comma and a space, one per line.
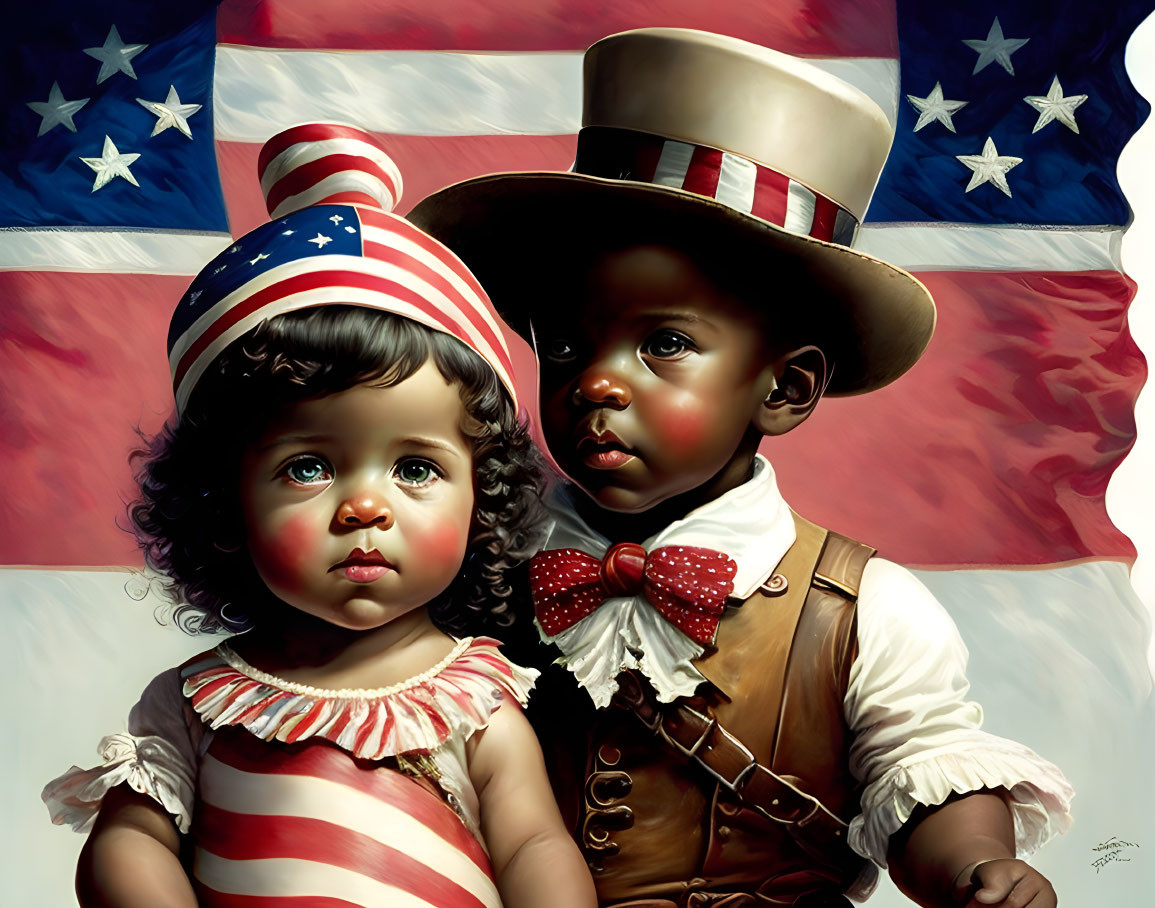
642, 330, 693, 359
545, 338, 576, 363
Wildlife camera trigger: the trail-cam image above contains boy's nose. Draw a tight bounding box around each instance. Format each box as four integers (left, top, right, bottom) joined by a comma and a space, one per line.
336, 491, 394, 528
574, 370, 632, 408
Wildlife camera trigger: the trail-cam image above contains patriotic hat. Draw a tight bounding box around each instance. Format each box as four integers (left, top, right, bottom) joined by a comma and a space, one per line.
167, 124, 517, 414
409, 28, 936, 395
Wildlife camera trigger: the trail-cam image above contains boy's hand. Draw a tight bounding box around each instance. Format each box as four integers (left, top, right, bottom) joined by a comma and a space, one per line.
956, 859, 1057, 907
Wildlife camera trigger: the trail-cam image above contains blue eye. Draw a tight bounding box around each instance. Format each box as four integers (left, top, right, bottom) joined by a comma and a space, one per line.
283, 456, 331, 485
396, 459, 440, 486
642, 330, 693, 359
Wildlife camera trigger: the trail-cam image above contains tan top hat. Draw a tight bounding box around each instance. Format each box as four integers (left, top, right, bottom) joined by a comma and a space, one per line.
409, 28, 936, 395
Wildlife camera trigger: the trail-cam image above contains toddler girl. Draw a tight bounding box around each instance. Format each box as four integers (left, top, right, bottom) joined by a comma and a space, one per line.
44, 124, 595, 908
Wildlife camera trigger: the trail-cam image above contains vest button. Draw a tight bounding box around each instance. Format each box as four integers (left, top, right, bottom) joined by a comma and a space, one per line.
586, 769, 632, 806
716, 825, 731, 841
581, 804, 634, 855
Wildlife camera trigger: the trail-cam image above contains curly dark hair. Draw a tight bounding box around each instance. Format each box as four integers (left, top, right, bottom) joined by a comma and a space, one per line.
131, 306, 545, 637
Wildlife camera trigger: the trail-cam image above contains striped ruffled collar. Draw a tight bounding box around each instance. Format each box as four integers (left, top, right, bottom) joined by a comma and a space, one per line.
180, 636, 537, 762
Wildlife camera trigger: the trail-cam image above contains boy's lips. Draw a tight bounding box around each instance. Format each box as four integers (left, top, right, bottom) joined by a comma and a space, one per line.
575, 430, 637, 470
330, 547, 394, 583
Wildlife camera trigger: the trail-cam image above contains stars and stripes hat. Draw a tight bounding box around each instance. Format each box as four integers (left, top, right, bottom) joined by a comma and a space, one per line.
167, 123, 518, 414
410, 28, 937, 395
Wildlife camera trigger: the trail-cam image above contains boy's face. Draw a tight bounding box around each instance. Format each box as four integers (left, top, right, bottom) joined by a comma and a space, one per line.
238, 362, 476, 630
534, 245, 777, 514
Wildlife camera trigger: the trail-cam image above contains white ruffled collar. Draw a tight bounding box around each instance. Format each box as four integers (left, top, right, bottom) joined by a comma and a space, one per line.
538, 455, 797, 707
180, 636, 537, 761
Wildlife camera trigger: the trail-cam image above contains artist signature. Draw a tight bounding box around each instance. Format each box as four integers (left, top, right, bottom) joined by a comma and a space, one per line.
1091, 837, 1139, 873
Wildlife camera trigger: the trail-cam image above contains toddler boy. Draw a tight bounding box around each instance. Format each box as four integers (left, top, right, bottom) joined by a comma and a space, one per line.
412, 28, 1072, 908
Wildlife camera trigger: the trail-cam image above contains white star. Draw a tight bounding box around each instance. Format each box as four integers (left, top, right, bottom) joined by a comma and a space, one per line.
84, 25, 148, 84
136, 86, 202, 139
962, 17, 1029, 76
329, 214, 344, 224
344, 225, 356, 233
308, 234, 333, 248
79, 136, 141, 192
213, 265, 227, 275
955, 137, 1023, 197
282, 229, 295, 236
1023, 76, 1088, 134
248, 253, 270, 266
905, 82, 968, 133
26, 82, 89, 136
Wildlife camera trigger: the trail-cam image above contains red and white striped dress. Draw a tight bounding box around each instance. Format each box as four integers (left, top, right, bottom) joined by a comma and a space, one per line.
45, 636, 537, 908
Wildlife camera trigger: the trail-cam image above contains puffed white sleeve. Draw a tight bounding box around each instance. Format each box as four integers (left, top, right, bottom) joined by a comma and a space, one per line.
844, 558, 1074, 867
42, 667, 202, 835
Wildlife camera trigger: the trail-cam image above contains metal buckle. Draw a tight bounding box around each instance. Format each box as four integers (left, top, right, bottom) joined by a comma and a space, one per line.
658, 704, 717, 758
660, 707, 759, 793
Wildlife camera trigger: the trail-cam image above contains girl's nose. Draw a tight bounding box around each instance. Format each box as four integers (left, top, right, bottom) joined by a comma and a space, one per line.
336, 491, 394, 528
574, 368, 632, 408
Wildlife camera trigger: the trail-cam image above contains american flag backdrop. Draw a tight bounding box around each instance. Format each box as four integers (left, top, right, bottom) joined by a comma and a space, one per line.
3, 1, 1153, 904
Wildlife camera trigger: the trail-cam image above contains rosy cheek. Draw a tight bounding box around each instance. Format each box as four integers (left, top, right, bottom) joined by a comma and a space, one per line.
650, 397, 710, 451
252, 513, 318, 595
409, 519, 470, 567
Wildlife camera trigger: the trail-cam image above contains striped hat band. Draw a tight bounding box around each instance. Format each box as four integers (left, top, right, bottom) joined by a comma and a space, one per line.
167, 124, 517, 413
575, 126, 859, 247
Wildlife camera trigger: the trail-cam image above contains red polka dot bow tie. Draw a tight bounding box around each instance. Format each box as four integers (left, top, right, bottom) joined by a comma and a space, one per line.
529, 543, 738, 644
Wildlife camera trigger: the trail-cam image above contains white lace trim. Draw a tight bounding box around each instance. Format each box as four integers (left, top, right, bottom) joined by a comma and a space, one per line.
536, 461, 796, 707
42, 732, 196, 834
537, 600, 705, 708
216, 636, 474, 699
183, 636, 537, 761
849, 740, 1076, 868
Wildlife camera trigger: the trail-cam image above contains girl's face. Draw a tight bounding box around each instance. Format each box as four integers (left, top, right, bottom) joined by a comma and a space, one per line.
238, 361, 476, 631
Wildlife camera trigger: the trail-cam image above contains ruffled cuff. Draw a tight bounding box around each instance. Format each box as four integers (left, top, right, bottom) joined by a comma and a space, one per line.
850, 739, 1075, 867
42, 732, 196, 834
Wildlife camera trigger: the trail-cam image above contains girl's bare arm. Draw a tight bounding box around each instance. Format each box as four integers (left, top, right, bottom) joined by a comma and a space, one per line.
469, 698, 597, 908
76, 784, 197, 908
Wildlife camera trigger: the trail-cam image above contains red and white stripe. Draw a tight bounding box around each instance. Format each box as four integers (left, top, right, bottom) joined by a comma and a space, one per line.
579, 128, 858, 244
193, 731, 499, 908
182, 638, 533, 761
10, 7, 1153, 907
258, 123, 405, 218
169, 211, 518, 412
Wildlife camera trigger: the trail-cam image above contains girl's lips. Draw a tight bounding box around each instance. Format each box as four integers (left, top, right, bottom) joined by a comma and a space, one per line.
340, 564, 390, 583
330, 548, 393, 583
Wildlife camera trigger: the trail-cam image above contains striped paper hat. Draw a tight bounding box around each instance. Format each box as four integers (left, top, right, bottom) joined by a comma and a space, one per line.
167, 124, 517, 413
410, 28, 936, 396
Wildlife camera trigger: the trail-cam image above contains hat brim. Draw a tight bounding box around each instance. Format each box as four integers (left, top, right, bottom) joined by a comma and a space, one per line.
408, 172, 935, 395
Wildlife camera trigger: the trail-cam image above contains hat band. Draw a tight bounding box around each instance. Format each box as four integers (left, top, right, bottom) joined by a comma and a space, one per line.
574, 127, 859, 246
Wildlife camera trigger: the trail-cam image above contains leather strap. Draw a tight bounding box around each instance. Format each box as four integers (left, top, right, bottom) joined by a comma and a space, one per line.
813, 531, 875, 599
614, 530, 875, 870
615, 673, 855, 868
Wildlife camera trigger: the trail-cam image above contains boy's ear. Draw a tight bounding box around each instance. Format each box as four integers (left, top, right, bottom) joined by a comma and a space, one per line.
752, 346, 828, 437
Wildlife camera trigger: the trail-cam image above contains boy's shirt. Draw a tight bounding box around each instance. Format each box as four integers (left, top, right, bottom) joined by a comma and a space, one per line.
536, 454, 795, 707
534, 455, 1073, 876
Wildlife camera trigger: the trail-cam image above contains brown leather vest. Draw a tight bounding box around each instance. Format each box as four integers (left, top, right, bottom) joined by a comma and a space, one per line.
539, 514, 874, 907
